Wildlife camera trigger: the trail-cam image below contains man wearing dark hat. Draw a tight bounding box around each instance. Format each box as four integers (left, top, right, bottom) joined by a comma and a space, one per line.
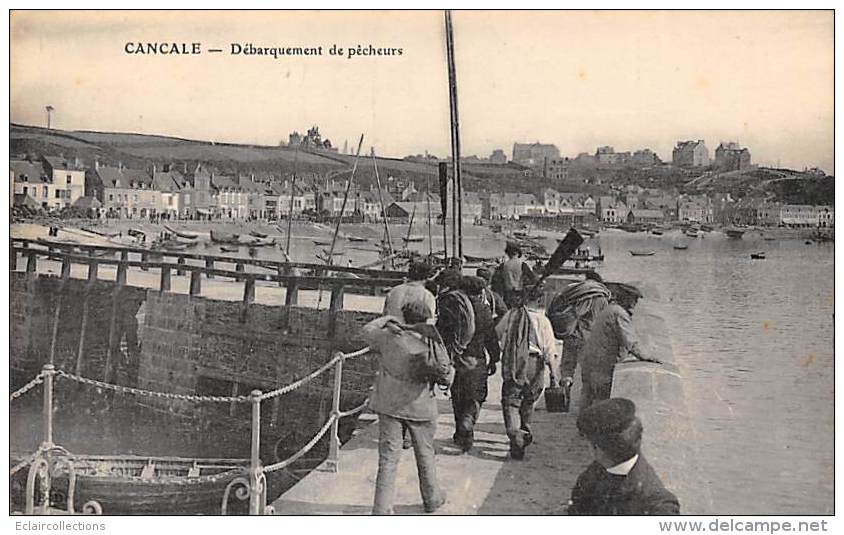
578, 283, 660, 412
494, 242, 537, 308
476, 267, 508, 325
568, 398, 680, 515
446, 276, 500, 452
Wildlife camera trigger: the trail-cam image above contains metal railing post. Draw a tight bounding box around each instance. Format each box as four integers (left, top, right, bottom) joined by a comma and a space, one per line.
326, 353, 343, 472
42, 364, 55, 448
249, 389, 264, 515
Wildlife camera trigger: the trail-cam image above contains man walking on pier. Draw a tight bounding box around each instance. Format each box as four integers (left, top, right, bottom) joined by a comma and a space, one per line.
450, 276, 501, 452
363, 301, 447, 515
496, 287, 560, 460
579, 283, 659, 413
383, 262, 436, 319
568, 398, 680, 515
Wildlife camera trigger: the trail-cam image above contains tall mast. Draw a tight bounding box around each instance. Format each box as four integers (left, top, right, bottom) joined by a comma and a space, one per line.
445, 10, 463, 261
371, 147, 395, 268
324, 134, 364, 266
285, 146, 300, 258
426, 175, 433, 257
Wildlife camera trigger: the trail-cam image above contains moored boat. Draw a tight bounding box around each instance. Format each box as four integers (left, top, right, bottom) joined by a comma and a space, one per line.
402, 236, 424, 243
725, 227, 745, 239
249, 231, 268, 239
629, 250, 656, 257
750, 252, 766, 260
210, 230, 241, 245
347, 236, 368, 242
163, 225, 199, 240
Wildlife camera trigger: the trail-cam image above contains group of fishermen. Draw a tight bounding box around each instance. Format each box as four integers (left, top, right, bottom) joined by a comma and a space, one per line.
362, 241, 679, 515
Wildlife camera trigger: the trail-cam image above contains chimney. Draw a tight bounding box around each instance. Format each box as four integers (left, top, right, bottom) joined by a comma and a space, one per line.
94, 159, 99, 171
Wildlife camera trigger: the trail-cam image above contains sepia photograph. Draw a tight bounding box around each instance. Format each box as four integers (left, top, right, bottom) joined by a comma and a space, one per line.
6, 7, 835, 522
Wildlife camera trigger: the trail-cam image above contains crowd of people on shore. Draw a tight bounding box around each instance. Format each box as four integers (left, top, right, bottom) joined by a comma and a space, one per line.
361, 242, 679, 515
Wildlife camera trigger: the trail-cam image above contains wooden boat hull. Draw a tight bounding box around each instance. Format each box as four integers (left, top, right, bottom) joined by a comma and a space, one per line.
629, 251, 656, 256
163, 225, 199, 240
673, 245, 688, 250
347, 236, 368, 242
210, 230, 240, 245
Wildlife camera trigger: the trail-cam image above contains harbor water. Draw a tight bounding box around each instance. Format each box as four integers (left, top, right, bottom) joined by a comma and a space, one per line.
595, 229, 834, 515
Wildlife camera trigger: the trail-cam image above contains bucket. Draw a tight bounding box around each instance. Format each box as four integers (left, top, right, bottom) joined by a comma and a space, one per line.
544, 383, 571, 413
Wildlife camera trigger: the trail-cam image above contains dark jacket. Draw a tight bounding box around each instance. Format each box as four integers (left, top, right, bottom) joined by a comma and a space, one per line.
458, 294, 501, 370
568, 456, 680, 515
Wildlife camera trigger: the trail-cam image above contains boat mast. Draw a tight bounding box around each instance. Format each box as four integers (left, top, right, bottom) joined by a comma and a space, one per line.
426, 175, 433, 257
445, 10, 463, 261
371, 147, 395, 268
324, 134, 364, 266
284, 146, 299, 258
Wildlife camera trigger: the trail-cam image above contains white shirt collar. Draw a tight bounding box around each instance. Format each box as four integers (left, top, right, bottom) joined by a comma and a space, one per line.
606, 454, 639, 476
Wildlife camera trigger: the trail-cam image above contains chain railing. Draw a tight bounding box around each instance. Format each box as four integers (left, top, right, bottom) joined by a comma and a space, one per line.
10, 344, 373, 515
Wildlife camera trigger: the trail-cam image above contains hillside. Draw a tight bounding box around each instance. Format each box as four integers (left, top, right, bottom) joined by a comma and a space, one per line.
9, 123, 833, 205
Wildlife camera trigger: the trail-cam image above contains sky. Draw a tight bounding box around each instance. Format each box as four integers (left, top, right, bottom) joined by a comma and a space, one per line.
10, 10, 834, 172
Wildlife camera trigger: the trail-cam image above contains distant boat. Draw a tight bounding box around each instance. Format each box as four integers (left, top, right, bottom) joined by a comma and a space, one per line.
82, 227, 121, 238
701, 225, 714, 232
673, 243, 689, 250
402, 236, 424, 243
249, 230, 268, 239
163, 225, 199, 239
210, 230, 240, 244
725, 227, 745, 239
620, 223, 643, 233
313, 240, 332, 246
220, 246, 239, 253
629, 250, 656, 257
685, 228, 702, 238
763, 235, 777, 241
651, 230, 664, 236
490, 224, 503, 233
347, 236, 369, 242
750, 252, 766, 259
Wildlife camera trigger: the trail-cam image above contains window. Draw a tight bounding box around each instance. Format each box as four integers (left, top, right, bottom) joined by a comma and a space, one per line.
134, 194, 139, 202
43, 186, 49, 198
109, 194, 114, 201
22, 186, 27, 195
66, 174, 72, 184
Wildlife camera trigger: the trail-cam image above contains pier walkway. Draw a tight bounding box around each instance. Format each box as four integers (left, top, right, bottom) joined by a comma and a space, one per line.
273, 373, 592, 515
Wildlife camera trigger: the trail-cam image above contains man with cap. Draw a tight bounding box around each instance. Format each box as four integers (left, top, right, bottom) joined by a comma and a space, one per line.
383, 261, 437, 320
578, 283, 660, 413
449, 276, 501, 452
476, 267, 508, 324
495, 286, 560, 460
568, 398, 680, 515
494, 242, 537, 308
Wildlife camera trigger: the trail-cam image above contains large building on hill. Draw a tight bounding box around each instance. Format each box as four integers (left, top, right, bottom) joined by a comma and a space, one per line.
714, 142, 752, 171
672, 140, 710, 168
512, 142, 560, 168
